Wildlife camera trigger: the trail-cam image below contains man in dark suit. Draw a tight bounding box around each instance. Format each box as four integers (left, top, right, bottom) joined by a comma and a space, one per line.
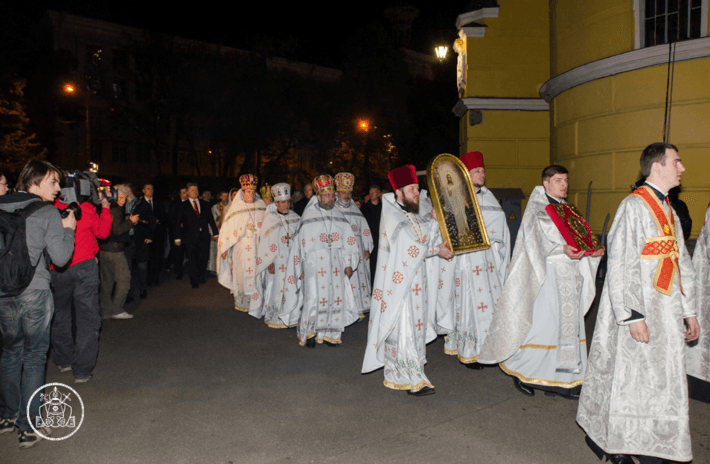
165, 188, 188, 279
132, 184, 157, 299
174, 183, 219, 289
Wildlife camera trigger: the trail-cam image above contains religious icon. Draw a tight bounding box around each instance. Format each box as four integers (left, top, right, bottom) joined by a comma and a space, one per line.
427, 153, 490, 255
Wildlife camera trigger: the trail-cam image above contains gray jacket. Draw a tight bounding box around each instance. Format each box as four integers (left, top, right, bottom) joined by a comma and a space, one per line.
0, 193, 74, 290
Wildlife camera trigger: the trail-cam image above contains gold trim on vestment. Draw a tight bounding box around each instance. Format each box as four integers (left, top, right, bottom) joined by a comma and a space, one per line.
358, 314, 366, 320
321, 336, 342, 344
383, 380, 434, 392
265, 322, 288, 329
444, 348, 458, 356
458, 354, 480, 364
519, 340, 586, 350
298, 332, 317, 346
235, 305, 248, 312
499, 363, 584, 388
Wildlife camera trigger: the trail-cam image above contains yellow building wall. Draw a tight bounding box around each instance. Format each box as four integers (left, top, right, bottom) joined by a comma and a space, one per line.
551, 58, 710, 239
460, 0, 550, 207
550, 0, 635, 75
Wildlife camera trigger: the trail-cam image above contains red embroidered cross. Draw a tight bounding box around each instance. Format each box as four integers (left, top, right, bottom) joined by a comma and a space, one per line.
477, 288, 482, 293
415, 319, 423, 331
493, 284, 498, 290
478, 302, 488, 312
488, 263, 495, 272
334, 297, 342, 305
415, 305, 420, 311
245, 245, 252, 252
387, 290, 393, 296
441, 267, 446, 273
320, 256, 324, 261
412, 284, 421, 296
473, 266, 482, 275
318, 268, 326, 277
311, 237, 316, 242
321, 286, 325, 290
333, 267, 339, 276
361, 283, 367, 291
320, 298, 328, 307
402, 261, 408, 267
246, 268, 253, 275
279, 265, 286, 273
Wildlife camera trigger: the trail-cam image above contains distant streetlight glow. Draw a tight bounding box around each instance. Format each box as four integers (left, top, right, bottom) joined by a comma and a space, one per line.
358, 120, 369, 132
435, 45, 448, 61
64, 84, 75, 93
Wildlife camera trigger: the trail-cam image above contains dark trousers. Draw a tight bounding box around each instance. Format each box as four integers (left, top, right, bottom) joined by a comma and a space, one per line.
185, 239, 210, 286
50, 259, 102, 379
0, 289, 53, 432
165, 230, 184, 277
148, 238, 164, 285
99, 251, 131, 317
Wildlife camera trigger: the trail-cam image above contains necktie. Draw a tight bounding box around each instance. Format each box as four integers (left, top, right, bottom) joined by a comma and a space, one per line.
148, 199, 153, 210
193, 200, 200, 217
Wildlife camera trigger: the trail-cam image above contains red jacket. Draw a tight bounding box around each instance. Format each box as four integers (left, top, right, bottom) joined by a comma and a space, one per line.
53, 201, 113, 268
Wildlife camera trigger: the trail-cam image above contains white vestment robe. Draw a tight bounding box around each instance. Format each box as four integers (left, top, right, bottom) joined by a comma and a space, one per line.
444, 186, 511, 362
577, 188, 696, 462
281, 197, 360, 344
687, 205, 710, 383
336, 200, 373, 317
362, 193, 443, 392
249, 203, 300, 327
217, 191, 266, 311
478, 186, 600, 390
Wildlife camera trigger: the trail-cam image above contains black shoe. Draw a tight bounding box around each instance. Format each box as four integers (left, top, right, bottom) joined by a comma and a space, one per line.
305, 337, 316, 348
191, 283, 199, 289
200, 276, 207, 284
139, 289, 148, 300
324, 341, 339, 347
464, 362, 484, 370
407, 386, 435, 396
513, 377, 535, 396
585, 436, 635, 464
125, 295, 135, 305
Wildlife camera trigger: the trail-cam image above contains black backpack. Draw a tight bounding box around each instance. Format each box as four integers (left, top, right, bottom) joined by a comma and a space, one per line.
0, 200, 51, 297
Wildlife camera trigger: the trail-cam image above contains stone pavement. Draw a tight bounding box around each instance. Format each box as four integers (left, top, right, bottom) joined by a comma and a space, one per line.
1, 274, 709, 463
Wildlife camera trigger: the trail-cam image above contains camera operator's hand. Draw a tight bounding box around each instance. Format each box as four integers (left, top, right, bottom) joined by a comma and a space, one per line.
129, 214, 140, 225
101, 198, 111, 210
144, 238, 152, 244
62, 214, 77, 230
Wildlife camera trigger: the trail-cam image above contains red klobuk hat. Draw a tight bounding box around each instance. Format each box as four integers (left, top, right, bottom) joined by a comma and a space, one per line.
388, 165, 418, 191
460, 151, 485, 170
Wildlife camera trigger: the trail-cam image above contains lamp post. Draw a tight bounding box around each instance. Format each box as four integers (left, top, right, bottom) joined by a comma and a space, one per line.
358, 119, 371, 187
435, 45, 448, 62
64, 82, 91, 168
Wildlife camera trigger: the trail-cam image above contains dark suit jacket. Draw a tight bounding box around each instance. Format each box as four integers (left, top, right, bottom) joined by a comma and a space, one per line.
174, 198, 218, 249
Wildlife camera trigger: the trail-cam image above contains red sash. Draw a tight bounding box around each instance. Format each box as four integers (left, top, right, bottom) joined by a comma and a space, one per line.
631, 186, 681, 296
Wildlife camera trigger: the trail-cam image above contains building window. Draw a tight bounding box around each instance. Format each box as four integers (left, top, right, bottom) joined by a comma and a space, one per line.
642, 0, 704, 47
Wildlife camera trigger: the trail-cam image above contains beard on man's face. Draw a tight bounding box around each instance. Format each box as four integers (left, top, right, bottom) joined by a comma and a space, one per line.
402, 197, 419, 215
319, 201, 335, 210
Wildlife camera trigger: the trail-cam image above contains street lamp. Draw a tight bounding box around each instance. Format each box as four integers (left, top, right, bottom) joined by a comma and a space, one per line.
357, 119, 371, 187
435, 45, 448, 61
64, 82, 91, 167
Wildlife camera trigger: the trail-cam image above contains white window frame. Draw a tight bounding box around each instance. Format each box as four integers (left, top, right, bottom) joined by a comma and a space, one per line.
634, 0, 709, 49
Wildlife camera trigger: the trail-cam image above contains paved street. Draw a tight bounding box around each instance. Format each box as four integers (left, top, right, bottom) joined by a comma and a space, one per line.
2, 274, 709, 464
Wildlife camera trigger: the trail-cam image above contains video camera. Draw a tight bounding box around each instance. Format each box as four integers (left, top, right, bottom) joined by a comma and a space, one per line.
59, 163, 117, 220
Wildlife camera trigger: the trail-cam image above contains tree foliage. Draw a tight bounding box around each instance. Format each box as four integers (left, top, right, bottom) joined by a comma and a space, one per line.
0, 76, 42, 174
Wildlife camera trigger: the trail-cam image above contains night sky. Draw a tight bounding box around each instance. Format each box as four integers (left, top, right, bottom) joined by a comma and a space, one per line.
17, 1, 467, 67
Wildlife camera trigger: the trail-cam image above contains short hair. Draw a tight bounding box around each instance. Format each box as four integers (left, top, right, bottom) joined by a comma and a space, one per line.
114, 184, 132, 196
542, 165, 569, 182
16, 160, 64, 192
640, 142, 677, 177
142, 183, 153, 189
369, 185, 380, 191
186, 182, 198, 189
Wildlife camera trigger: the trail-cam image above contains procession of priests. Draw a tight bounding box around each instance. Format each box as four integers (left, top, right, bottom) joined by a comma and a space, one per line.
214, 141, 707, 464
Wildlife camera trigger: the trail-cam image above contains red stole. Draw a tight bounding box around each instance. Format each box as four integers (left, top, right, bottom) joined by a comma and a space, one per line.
631, 186, 682, 296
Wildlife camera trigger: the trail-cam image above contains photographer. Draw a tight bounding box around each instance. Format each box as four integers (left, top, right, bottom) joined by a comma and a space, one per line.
132, 184, 157, 299
99, 184, 138, 320
0, 160, 76, 449
50, 191, 112, 384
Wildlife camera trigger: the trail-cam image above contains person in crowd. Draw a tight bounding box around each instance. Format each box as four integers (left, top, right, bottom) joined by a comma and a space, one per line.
578, 143, 699, 464
362, 165, 452, 395
99, 184, 138, 320
360, 184, 382, 286
175, 183, 219, 289
478, 165, 603, 399
217, 175, 265, 307
0, 172, 8, 195
165, 187, 188, 279
282, 175, 361, 347
250, 183, 300, 327
132, 184, 157, 299
51, 188, 112, 383
0, 160, 76, 449
208, 191, 229, 274
293, 182, 313, 216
